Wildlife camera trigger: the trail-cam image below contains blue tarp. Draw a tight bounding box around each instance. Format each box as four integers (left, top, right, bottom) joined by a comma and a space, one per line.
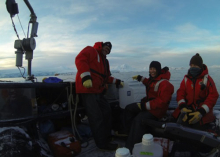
44, 77, 63, 83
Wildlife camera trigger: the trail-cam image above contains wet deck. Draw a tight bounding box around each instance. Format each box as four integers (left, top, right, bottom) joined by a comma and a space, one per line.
76, 137, 126, 157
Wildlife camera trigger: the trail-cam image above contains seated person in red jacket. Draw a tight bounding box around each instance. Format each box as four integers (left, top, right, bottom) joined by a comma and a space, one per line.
172, 53, 219, 130
124, 61, 174, 152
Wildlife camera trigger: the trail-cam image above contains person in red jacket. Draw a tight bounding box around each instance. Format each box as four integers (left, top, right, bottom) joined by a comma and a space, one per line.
75, 41, 123, 151
124, 61, 174, 152
172, 53, 219, 130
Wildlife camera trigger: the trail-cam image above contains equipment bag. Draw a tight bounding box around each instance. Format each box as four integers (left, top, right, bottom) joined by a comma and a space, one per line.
47, 130, 81, 157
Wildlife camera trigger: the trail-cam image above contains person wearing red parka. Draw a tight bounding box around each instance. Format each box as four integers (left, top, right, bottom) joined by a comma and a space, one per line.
124, 61, 174, 152
75, 41, 123, 151
172, 53, 219, 130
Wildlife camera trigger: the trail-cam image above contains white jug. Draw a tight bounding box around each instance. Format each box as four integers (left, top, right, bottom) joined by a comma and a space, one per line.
115, 147, 132, 157
132, 134, 163, 157
119, 82, 134, 109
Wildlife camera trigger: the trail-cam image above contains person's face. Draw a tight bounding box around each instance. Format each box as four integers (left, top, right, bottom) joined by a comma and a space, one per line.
102, 46, 110, 56
149, 67, 157, 78
190, 64, 201, 69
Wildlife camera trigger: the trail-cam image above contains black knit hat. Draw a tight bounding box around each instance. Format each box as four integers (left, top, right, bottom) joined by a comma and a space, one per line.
189, 53, 203, 68
102, 42, 112, 50
149, 61, 161, 75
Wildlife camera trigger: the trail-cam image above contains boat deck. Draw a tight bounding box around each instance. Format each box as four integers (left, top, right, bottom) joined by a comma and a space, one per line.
76, 137, 126, 157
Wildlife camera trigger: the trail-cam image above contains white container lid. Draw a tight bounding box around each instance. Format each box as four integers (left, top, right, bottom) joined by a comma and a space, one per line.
115, 147, 130, 157
142, 134, 153, 145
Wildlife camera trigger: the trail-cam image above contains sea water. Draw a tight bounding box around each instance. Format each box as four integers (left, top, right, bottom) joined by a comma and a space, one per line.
0, 67, 220, 107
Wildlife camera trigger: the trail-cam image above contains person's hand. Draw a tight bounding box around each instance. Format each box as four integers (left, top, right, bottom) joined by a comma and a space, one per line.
83, 79, 92, 88
132, 75, 142, 81
188, 111, 202, 124
120, 81, 124, 87
181, 107, 192, 122
137, 103, 141, 110
181, 107, 192, 113
132, 75, 138, 80
116, 79, 123, 88
137, 102, 147, 111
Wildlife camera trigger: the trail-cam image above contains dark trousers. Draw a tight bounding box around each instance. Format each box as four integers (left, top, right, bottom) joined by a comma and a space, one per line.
124, 103, 157, 152
81, 93, 112, 148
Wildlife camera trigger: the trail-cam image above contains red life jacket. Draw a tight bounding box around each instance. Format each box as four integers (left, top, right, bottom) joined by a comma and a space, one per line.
141, 69, 174, 119
172, 65, 219, 125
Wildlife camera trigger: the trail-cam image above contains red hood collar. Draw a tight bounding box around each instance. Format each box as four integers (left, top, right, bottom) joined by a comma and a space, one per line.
187, 64, 208, 79
93, 42, 103, 53
155, 68, 171, 80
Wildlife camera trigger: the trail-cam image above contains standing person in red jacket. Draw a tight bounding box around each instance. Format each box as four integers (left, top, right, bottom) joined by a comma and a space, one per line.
124, 61, 174, 152
172, 53, 219, 130
75, 41, 123, 151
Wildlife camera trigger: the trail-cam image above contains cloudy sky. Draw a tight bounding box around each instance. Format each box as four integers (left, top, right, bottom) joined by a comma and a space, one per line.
1, 0, 220, 73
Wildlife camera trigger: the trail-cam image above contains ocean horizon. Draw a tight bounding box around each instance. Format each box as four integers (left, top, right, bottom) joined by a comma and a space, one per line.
0, 67, 219, 99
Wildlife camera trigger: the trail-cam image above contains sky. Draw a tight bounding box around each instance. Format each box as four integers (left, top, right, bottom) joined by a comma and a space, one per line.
0, 0, 220, 73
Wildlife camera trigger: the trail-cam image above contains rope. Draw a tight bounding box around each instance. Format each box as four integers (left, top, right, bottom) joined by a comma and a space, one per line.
68, 82, 82, 140
10, 16, 26, 53
11, 16, 27, 78
18, 67, 26, 79
66, 86, 75, 136
17, 14, 26, 38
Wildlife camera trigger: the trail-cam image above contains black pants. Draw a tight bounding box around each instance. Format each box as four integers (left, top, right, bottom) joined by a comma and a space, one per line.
81, 93, 112, 148
124, 103, 157, 152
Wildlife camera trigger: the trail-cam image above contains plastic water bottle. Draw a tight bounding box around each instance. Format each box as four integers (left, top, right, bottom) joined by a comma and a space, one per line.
119, 82, 134, 109
115, 147, 132, 157
132, 134, 163, 157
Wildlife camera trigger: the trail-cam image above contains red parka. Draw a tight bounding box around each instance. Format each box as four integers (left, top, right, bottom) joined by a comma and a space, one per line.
75, 42, 117, 93
139, 68, 174, 119
172, 64, 219, 124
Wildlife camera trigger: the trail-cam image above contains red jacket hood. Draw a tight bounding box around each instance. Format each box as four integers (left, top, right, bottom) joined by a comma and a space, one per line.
155, 67, 171, 81
93, 42, 103, 53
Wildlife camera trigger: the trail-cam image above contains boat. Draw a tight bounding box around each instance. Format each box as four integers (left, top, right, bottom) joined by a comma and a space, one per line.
2, 0, 220, 157
1, 82, 220, 157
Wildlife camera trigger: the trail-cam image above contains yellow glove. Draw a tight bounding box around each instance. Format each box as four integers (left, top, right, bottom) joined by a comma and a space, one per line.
132, 75, 138, 80
181, 108, 192, 122
188, 111, 202, 124
181, 108, 192, 113
137, 103, 141, 110
120, 81, 124, 87
83, 79, 92, 88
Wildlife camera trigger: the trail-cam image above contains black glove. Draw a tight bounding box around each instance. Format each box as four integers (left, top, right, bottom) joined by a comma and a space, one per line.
132, 75, 142, 81
137, 75, 142, 81
115, 79, 123, 88
140, 101, 147, 111
179, 103, 188, 110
